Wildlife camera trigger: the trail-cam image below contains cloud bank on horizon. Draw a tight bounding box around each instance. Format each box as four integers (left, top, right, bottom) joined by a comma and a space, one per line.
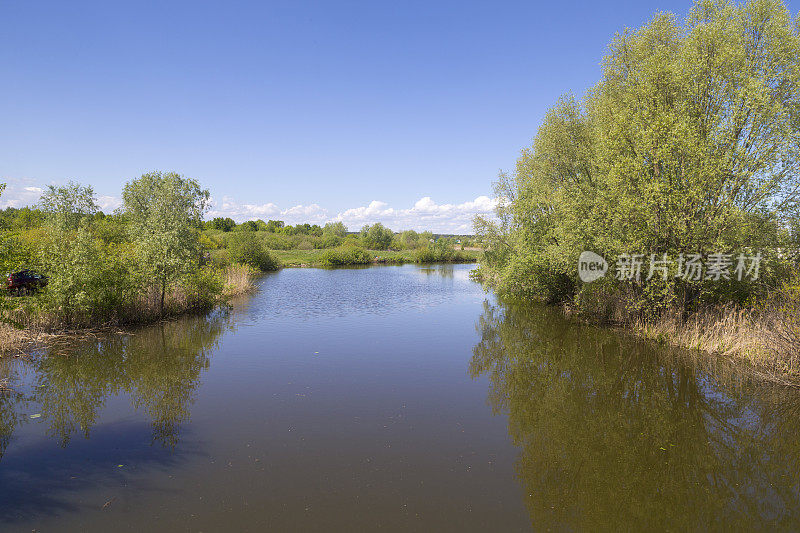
1, 177, 497, 234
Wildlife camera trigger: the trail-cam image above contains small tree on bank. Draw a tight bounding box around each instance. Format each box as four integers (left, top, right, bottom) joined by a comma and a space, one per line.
122, 171, 210, 315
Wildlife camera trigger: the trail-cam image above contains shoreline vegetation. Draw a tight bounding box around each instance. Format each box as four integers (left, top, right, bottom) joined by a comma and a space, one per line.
474, 0, 800, 385
577, 301, 800, 387
0, 177, 480, 356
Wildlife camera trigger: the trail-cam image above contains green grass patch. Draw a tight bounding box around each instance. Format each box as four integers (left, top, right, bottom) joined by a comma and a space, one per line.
269, 248, 480, 268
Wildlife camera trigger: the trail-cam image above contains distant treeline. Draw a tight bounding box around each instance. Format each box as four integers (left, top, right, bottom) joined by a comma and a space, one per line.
202, 218, 477, 258
203, 215, 473, 240
0, 208, 478, 250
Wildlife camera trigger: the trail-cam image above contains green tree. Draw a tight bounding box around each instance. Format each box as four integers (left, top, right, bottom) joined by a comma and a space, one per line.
38, 181, 98, 231
399, 230, 420, 249
225, 231, 277, 271
35, 182, 126, 324
265, 220, 285, 233
323, 221, 348, 237
122, 171, 210, 315
360, 223, 394, 250
209, 217, 236, 232
477, 0, 800, 314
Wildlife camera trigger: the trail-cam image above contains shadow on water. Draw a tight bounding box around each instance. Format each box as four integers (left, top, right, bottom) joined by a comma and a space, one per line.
0, 309, 231, 522
0, 421, 202, 523
470, 299, 800, 531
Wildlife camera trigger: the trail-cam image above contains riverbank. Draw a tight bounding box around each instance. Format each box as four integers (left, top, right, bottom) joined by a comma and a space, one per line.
0, 264, 259, 357
0, 259, 481, 357
634, 308, 799, 385
270, 248, 480, 268
563, 302, 800, 386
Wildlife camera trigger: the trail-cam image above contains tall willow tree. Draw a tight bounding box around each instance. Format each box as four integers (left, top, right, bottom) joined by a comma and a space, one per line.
477, 0, 800, 313
122, 172, 210, 315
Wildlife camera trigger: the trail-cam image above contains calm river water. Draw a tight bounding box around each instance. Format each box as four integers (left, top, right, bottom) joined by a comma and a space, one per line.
1, 264, 799, 531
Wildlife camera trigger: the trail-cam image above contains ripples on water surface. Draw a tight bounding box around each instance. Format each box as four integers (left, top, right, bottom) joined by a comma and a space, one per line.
1, 264, 799, 531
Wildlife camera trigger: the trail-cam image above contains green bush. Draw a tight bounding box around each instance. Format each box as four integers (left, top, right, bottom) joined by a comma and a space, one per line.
181, 265, 225, 310
259, 233, 293, 250
38, 226, 133, 324
318, 234, 342, 249
414, 238, 465, 264
360, 223, 394, 250
226, 232, 277, 272
319, 246, 372, 267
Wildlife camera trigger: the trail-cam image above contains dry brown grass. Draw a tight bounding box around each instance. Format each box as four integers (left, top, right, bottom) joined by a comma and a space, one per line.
0, 323, 51, 356
633, 306, 800, 384
223, 264, 258, 297
565, 279, 800, 384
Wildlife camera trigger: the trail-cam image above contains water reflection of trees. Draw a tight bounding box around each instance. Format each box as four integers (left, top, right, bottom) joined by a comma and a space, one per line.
418, 264, 455, 278
0, 310, 228, 458
0, 364, 27, 461
470, 300, 800, 531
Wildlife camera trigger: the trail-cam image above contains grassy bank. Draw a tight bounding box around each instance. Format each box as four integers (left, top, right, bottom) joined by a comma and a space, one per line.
470, 263, 800, 385
270, 247, 480, 268
554, 292, 800, 385
0, 264, 258, 356
630, 306, 800, 385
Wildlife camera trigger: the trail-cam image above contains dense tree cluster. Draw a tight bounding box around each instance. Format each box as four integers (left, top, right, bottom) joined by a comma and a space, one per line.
477, 0, 800, 319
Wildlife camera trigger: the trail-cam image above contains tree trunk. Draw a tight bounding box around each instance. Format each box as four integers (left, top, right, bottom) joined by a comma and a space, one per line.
160, 277, 166, 316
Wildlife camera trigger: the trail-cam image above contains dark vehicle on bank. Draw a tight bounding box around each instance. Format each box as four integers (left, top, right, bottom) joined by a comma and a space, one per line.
5, 269, 48, 295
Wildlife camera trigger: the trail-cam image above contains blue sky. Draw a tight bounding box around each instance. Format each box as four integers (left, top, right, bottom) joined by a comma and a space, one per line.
2, 0, 796, 232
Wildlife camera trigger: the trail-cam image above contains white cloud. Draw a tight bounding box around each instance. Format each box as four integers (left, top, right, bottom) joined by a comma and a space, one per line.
0, 177, 48, 208
209, 195, 497, 233
331, 195, 497, 234
1, 177, 497, 234
97, 195, 122, 212
206, 196, 281, 220
337, 200, 395, 221
206, 197, 329, 225
1, 177, 123, 213
281, 203, 326, 219
205, 195, 495, 233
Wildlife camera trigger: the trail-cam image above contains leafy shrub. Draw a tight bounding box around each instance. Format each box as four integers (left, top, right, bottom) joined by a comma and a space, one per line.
260, 233, 293, 250
226, 232, 277, 271
38, 226, 132, 324
181, 265, 225, 309
208, 217, 236, 231
319, 246, 372, 267
318, 235, 342, 249
322, 221, 348, 237
199, 232, 221, 249
360, 223, 394, 250
414, 238, 465, 264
